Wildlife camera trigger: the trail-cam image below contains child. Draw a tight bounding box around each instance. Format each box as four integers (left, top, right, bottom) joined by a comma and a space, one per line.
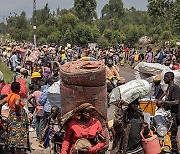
40, 106, 62, 149
27, 85, 44, 140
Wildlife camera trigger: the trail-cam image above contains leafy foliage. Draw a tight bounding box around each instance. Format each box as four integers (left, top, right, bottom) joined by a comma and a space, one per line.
2, 0, 179, 47
74, 0, 97, 22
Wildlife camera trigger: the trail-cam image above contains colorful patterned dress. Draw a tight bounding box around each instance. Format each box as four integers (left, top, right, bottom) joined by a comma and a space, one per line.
5, 93, 29, 149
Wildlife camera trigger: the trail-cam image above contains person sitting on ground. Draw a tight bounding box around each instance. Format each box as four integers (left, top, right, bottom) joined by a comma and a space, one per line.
61, 103, 106, 154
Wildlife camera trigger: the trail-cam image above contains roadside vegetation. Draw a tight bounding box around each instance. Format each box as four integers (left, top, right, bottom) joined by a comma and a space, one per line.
0, 0, 179, 47
0, 62, 13, 83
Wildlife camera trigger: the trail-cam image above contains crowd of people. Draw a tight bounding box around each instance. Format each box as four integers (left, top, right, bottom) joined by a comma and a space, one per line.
0, 41, 179, 154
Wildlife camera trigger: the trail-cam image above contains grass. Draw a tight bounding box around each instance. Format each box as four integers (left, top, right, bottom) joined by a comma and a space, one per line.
0, 61, 14, 83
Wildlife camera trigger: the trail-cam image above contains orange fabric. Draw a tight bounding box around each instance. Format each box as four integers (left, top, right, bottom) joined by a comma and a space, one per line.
5, 93, 24, 110
106, 66, 121, 80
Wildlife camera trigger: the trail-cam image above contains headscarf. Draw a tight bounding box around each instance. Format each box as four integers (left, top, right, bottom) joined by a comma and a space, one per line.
60, 103, 106, 131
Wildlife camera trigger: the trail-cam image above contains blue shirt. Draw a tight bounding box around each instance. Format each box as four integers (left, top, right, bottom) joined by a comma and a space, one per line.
39, 84, 51, 113
10, 54, 20, 67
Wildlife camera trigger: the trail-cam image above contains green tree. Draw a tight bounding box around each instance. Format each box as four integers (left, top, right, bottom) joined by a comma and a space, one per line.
91, 26, 100, 43
47, 32, 59, 44
0, 22, 6, 34
33, 3, 50, 26
75, 23, 93, 46
74, 0, 97, 22
63, 27, 75, 45
37, 37, 47, 45
160, 31, 171, 40
45, 17, 58, 27
147, 0, 173, 17
173, 0, 180, 33
147, 0, 179, 36
124, 25, 145, 46
101, 0, 124, 18
7, 11, 30, 41
97, 37, 109, 48
58, 13, 79, 31
103, 29, 113, 42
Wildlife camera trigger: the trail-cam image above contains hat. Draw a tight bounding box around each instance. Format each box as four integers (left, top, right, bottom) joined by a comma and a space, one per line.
61, 49, 65, 53
153, 74, 161, 82
31, 72, 41, 78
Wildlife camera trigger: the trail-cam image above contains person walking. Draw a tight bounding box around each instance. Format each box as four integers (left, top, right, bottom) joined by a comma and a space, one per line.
112, 98, 144, 154
158, 72, 180, 154
0, 82, 29, 154
10, 52, 20, 71
146, 48, 153, 63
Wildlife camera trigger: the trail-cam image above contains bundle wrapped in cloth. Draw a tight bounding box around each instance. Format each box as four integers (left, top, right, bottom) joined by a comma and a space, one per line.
109, 79, 151, 105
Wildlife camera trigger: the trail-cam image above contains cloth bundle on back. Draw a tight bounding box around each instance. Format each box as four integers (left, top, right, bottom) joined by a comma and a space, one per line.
109, 79, 151, 105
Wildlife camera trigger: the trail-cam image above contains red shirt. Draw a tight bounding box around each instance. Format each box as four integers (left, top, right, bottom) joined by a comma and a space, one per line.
61, 118, 106, 154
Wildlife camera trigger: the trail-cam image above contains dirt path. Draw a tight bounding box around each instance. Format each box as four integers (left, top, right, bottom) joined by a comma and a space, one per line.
28, 131, 49, 154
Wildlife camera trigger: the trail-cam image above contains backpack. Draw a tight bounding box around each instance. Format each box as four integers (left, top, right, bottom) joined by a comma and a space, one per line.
17, 78, 28, 98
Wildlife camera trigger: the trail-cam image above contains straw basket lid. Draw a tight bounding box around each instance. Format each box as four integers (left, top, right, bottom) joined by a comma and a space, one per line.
74, 138, 92, 151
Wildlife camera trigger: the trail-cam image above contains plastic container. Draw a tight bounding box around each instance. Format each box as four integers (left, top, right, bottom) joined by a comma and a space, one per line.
143, 113, 151, 128
140, 131, 161, 154
139, 100, 156, 115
